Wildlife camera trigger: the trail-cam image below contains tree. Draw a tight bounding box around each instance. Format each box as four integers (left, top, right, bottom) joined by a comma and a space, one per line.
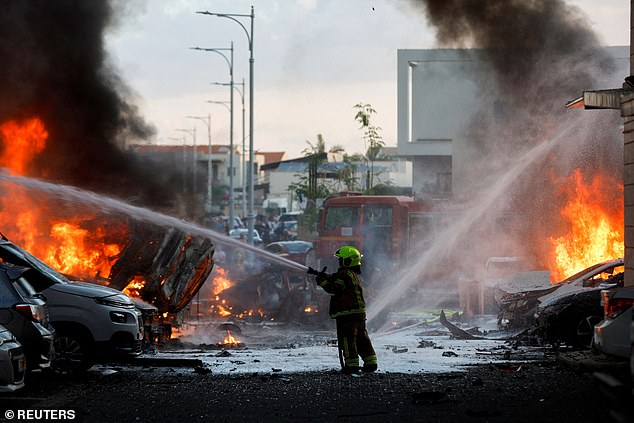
354, 103, 385, 190
288, 134, 335, 236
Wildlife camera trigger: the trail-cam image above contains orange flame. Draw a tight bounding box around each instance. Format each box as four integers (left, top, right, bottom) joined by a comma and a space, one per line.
123, 276, 146, 298
548, 169, 623, 282
222, 330, 239, 345
211, 267, 234, 295
0, 117, 127, 280
0, 118, 48, 175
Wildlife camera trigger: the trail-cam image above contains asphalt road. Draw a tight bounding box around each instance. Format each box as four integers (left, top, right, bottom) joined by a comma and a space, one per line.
0, 359, 624, 423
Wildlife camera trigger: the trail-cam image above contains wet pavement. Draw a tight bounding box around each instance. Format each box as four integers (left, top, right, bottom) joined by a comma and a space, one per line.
0, 317, 630, 422
0, 359, 618, 423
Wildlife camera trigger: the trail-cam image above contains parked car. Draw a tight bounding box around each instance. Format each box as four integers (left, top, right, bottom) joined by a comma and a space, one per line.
279, 212, 302, 223
229, 228, 263, 245
0, 262, 54, 371
593, 287, 634, 358
0, 239, 143, 373
264, 241, 313, 265
0, 324, 25, 392
497, 258, 624, 348
534, 259, 624, 348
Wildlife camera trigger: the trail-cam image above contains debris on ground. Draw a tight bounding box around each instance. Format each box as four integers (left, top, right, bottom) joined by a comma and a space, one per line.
418, 340, 436, 348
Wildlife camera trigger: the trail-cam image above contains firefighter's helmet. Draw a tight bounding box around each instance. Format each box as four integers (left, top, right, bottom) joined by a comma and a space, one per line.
334, 246, 363, 267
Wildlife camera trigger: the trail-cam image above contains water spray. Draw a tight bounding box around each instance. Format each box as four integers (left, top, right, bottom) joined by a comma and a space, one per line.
0, 170, 308, 273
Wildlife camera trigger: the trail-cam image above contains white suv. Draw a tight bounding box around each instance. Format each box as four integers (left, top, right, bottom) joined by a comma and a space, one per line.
0, 239, 142, 373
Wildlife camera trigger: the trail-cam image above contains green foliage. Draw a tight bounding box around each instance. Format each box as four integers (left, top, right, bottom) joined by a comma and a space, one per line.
353, 103, 385, 190
288, 134, 333, 205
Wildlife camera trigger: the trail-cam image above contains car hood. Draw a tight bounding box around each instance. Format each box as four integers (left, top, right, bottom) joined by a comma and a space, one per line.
537, 282, 616, 309
47, 281, 128, 299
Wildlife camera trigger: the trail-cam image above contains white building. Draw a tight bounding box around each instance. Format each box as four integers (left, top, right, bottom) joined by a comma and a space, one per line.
260, 153, 412, 213
397, 47, 630, 200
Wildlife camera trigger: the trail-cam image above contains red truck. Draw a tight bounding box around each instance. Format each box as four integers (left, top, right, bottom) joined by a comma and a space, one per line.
308, 193, 448, 276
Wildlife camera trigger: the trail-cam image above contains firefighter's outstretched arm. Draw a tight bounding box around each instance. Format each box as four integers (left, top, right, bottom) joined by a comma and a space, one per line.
308, 267, 346, 294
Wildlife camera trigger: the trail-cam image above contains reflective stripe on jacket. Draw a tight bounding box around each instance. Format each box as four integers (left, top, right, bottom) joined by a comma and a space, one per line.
317, 268, 366, 318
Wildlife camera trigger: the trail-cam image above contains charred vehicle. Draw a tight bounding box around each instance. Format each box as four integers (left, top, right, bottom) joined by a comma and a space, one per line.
105, 221, 215, 315
497, 258, 624, 348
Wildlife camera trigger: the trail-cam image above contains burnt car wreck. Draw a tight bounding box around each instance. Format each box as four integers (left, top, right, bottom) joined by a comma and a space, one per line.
106, 220, 215, 314
494, 258, 624, 348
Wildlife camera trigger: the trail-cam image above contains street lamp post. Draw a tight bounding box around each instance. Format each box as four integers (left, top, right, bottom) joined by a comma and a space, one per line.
186, 114, 213, 216
197, 6, 255, 245
212, 79, 246, 220
206, 100, 235, 225
191, 44, 235, 230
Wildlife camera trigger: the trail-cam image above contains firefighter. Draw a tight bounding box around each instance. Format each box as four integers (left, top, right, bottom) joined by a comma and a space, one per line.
308, 246, 378, 374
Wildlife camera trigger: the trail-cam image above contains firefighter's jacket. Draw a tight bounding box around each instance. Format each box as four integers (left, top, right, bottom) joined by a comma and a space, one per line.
316, 267, 366, 319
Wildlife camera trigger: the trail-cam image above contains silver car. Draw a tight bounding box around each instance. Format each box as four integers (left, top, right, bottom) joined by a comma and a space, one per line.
593, 287, 634, 358
0, 324, 25, 392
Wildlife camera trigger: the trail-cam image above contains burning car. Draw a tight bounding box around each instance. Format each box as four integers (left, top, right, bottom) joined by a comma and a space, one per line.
107, 222, 215, 315
497, 258, 624, 348
0, 237, 143, 373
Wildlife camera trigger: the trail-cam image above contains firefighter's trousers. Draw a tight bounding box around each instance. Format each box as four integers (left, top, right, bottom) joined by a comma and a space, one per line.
336, 313, 377, 371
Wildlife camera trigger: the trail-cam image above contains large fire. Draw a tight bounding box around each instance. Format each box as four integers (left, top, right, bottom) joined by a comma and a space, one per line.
548, 169, 624, 282
0, 117, 127, 281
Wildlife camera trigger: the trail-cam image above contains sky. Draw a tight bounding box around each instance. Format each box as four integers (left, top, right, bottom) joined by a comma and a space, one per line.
106, 0, 630, 159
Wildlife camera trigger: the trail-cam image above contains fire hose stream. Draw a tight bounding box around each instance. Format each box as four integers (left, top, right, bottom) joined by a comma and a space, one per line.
0, 171, 309, 274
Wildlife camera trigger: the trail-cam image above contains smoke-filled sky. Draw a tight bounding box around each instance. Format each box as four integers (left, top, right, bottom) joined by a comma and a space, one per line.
106, 0, 629, 158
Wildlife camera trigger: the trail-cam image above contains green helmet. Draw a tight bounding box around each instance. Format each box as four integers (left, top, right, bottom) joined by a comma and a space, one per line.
334, 246, 363, 267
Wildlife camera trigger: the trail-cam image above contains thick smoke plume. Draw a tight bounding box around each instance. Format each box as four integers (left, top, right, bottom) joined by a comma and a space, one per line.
417, 0, 623, 262
0, 0, 172, 206
369, 0, 625, 320
419, 0, 619, 165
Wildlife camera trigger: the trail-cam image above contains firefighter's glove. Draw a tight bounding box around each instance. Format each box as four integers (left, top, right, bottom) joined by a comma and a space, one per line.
307, 266, 328, 283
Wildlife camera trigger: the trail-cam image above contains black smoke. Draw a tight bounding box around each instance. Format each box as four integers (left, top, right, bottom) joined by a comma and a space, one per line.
413, 0, 620, 161
0, 0, 174, 207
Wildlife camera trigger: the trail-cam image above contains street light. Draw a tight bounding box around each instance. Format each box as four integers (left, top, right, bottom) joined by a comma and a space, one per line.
191, 44, 235, 231
197, 6, 255, 245
186, 114, 213, 215
176, 127, 197, 196
205, 100, 237, 224
212, 79, 246, 220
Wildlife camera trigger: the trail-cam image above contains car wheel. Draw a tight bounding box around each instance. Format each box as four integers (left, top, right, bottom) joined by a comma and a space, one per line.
52, 332, 93, 375
574, 315, 602, 349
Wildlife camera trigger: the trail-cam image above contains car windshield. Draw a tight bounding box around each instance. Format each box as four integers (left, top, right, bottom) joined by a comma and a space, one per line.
559, 260, 622, 285
284, 242, 311, 253
0, 244, 68, 286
